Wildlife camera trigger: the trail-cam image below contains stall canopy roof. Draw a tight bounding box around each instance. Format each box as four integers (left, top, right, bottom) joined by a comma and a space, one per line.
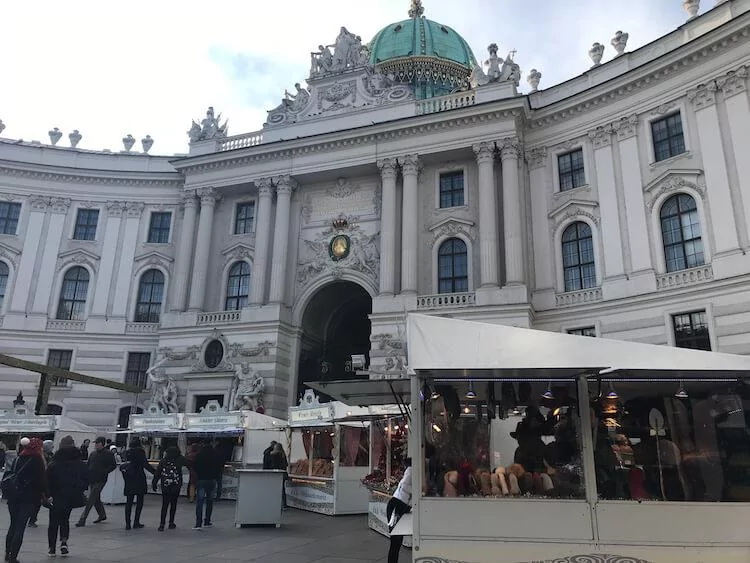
305, 379, 410, 407
55, 416, 98, 434
407, 313, 750, 379
244, 410, 288, 430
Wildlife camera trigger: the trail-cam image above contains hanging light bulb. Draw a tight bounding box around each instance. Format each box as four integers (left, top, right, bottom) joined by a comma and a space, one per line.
541, 382, 554, 400
606, 382, 619, 400
432, 423, 442, 433
465, 381, 477, 399
430, 388, 440, 400
463, 406, 470, 414
675, 381, 689, 399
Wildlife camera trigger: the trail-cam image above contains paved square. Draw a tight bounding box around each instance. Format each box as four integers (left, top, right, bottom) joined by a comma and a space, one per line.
0, 497, 406, 562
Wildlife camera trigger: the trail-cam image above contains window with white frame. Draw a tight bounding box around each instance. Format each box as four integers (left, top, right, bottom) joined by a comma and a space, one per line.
660, 193, 704, 273
439, 171, 465, 208
56, 267, 89, 320
147, 212, 171, 243
225, 261, 250, 310
134, 269, 164, 323
73, 209, 99, 240
567, 326, 596, 337
651, 113, 686, 162
438, 238, 468, 294
0, 262, 8, 310
562, 222, 596, 292
125, 352, 151, 390
672, 310, 711, 351
234, 202, 255, 235
557, 149, 586, 192
47, 349, 72, 386
0, 203, 21, 235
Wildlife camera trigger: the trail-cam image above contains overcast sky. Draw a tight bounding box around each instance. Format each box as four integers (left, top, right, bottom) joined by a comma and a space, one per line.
2, 0, 713, 156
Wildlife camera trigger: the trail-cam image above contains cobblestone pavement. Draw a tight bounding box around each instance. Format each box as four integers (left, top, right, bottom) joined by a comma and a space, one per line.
0, 496, 405, 562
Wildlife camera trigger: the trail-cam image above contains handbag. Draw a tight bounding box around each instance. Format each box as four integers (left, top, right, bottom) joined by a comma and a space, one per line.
1, 458, 28, 500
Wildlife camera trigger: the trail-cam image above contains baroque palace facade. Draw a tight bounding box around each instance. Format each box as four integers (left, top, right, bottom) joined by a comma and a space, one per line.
1, 0, 749, 428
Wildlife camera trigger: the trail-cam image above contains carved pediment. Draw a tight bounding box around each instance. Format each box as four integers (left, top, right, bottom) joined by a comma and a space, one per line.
0, 241, 21, 267
221, 242, 254, 263
56, 248, 100, 272
427, 217, 476, 243
644, 169, 705, 210
548, 199, 600, 231
134, 251, 174, 268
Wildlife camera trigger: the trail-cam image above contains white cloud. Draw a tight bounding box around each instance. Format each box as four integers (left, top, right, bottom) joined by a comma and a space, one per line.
0, 0, 709, 155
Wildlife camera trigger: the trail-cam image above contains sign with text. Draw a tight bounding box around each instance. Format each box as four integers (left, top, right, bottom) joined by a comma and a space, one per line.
289, 404, 334, 426
185, 412, 242, 431
0, 415, 56, 433
131, 414, 180, 431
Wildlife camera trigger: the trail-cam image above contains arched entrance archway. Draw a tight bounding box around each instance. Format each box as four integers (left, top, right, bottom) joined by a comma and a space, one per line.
296, 281, 372, 402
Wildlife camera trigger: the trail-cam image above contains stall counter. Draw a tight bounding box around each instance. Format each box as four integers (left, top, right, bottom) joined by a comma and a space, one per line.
235, 469, 285, 527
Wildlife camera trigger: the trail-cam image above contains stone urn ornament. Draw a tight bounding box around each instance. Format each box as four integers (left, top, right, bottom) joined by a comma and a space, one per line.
683, 0, 700, 19
122, 134, 135, 152
141, 135, 154, 153
527, 69, 542, 92
69, 129, 82, 148
48, 127, 62, 146
611, 31, 629, 57
589, 42, 605, 67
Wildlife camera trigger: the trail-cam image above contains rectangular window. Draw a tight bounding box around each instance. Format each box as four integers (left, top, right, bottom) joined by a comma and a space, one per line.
234, 202, 255, 235
0, 202, 21, 235
73, 209, 99, 240
439, 171, 465, 208
567, 327, 596, 337
558, 149, 586, 192
47, 349, 72, 387
125, 352, 151, 390
651, 113, 686, 162
147, 212, 171, 243
672, 310, 711, 350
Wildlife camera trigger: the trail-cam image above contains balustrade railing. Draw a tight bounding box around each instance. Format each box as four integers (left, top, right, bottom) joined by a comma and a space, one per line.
416, 91, 476, 115
555, 287, 602, 308
656, 265, 713, 290
417, 292, 476, 310
196, 310, 241, 326
218, 131, 263, 151
46, 319, 86, 332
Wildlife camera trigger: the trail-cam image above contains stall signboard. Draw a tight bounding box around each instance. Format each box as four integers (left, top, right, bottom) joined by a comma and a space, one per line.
368, 405, 403, 417
289, 404, 334, 426
286, 478, 335, 514
130, 414, 180, 431
184, 412, 243, 431
0, 415, 56, 433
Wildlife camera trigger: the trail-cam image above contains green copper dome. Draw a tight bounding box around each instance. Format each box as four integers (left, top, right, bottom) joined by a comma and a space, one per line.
368, 2, 477, 99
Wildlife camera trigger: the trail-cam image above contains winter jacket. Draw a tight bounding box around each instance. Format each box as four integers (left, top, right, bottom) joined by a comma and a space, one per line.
0, 449, 6, 470
46, 447, 88, 507
87, 447, 117, 484
267, 450, 288, 471
122, 446, 155, 496
192, 446, 224, 481
153, 455, 187, 491
7, 454, 46, 504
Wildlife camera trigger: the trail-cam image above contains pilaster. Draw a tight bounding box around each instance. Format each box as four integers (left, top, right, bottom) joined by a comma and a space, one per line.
250, 178, 274, 305
473, 141, 500, 289
499, 137, 525, 288
526, 147, 555, 292
31, 199, 70, 314
170, 193, 198, 311
10, 198, 48, 312
400, 154, 420, 294
377, 158, 398, 296
112, 201, 144, 317
188, 187, 220, 311
269, 175, 298, 304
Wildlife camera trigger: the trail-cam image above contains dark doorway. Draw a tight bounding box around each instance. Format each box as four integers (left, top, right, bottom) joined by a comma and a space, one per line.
116, 406, 143, 447
194, 394, 224, 413
297, 281, 372, 403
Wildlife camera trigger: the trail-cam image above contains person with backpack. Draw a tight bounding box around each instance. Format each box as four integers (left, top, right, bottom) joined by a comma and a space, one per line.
121, 438, 155, 530
76, 436, 116, 527
2, 437, 46, 563
46, 435, 88, 557
152, 446, 187, 531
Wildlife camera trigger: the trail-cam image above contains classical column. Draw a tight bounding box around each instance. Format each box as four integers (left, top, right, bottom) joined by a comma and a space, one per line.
112, 202, 144, 316
500, 138, 524, 285
377, 158, 398, 295
473, 142, 499, 287
588, 125, 626, 279
249, 178, 274, 305
613, 115, 653, 273
170, 193, 198, 311
89, 203, 122, 316
31, 199, 69, 314
400, 154, 420, 293
187, 188, 219, 311
10, 197, 48, 312
526, 147, 554, 290
269, 175, 297, 303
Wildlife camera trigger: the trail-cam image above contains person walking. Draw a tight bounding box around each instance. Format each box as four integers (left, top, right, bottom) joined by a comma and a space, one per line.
27, 440, 54, 528
386, 457, 413, 563
79, 439, 90, 462
192, 441, 222, 530
76, 436, 116, 527
3, 437, 46, 563
121, 438, 155, 530
186, 443, 200, 503
46, 435, 88, 557
267, 442, 288, 508
152, 446, 186, 531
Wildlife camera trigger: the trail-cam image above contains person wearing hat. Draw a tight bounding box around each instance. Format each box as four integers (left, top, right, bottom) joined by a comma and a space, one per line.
4, 437, 47, 563
46, 436, 88, 557
75, 436, 116, 527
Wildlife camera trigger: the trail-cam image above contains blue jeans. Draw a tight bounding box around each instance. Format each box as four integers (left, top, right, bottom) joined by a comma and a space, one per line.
195, 480, 216, 527
5, 500, 36, 560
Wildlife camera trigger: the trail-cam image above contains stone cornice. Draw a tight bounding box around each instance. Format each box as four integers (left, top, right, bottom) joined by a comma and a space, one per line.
0, 162, 182, 188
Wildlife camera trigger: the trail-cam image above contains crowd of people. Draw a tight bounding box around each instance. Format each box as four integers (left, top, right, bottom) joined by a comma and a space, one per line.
0, 435, 227, 562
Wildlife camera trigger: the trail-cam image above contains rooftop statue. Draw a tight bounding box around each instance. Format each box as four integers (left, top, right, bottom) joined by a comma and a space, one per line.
309, 27, 369, 78
471, 44, 521, 89
187, 106, 228, 143
283, 83, 311, 113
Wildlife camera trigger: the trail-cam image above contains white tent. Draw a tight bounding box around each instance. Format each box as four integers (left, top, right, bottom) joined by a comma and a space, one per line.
242, 411, 288, 466
407, 313, 750, 378
243, 410, 287, 430
53, 416, 98, 449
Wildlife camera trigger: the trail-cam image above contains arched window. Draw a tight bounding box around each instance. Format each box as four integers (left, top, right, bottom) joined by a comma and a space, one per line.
562, 222, 596, 292
0, 262, 8, 309
660, 194, 704, 272
438, 238, 468, 294
135, 269, 164, 323
225, 261, 251, 310
56, 267, 89, 320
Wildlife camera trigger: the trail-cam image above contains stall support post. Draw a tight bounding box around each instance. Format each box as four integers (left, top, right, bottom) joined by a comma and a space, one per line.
577, 374, 599, 541
410, 373, 422, 548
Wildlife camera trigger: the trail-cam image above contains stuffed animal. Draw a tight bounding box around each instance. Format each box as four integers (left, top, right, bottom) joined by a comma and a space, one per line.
444, 470, 458, 497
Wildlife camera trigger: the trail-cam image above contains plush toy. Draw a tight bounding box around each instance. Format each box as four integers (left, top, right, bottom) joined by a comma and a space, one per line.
492, 467, 509, 496
477, 470, 492, 496
444, 470, 458, 497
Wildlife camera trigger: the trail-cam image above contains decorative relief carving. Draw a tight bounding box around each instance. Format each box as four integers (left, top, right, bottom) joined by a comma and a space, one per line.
187, 106, 228, 143
56, 248, 100, 273
472, 142, 496, 164
326, 178, 359, 199
499, 137, 521, 160
651, 101, 677, 116
301, 181, 378, 225
197, 186, 220, 204
644, 172, 706, 210
687, 81, 719, 109
400, 154, 421, 176
28, 196, 71, 213
158, 346, 200, 362
255, 177, 274, 198
612, 114, 639, 141
428, 217, 476, 243
716, 65, 748, 98
228, 340, 274, 358
181, 193, 198, 209
525, 147, 548, 169
588, 125, 614, 149
133, 251, 174, 271
0, 243, 20, 267
105, 201, 125, 217
191, 330, 234, 372
222, 243, 254, 265
548, 200, 600, 232
371, 328, 407, 375
377, 158, 398, 180
125, 202, 145, 218
274, 175, 298, 195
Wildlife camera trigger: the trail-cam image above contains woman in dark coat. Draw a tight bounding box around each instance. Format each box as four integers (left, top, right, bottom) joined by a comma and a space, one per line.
122, 438, 155, 530
46, 435, 88, 557
4, 437, 46, 563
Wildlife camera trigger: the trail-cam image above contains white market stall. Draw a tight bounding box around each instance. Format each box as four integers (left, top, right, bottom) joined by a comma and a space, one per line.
0, 404, 98, 450
406, 313, 750, 563
286, 389, 371, 515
